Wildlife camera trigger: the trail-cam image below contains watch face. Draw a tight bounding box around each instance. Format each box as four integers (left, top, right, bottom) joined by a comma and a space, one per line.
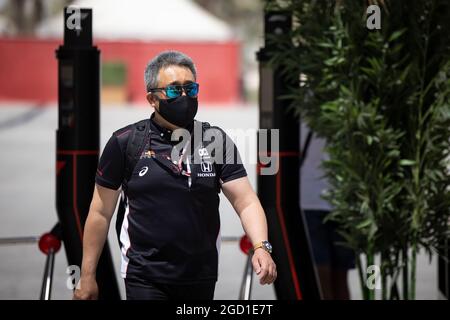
263, 241, 272, 253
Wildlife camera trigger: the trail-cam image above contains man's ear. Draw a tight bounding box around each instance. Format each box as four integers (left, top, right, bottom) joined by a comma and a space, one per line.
146, 92, 158, 109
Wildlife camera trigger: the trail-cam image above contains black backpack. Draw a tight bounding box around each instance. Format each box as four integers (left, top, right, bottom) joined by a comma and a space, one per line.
114, 119, 210, 242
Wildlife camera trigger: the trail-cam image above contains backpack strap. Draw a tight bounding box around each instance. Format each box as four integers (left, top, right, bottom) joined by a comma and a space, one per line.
200, 121, 211, 147
123, 118, 151, 189
201, 121, 210, 131
115, 119, 151, 241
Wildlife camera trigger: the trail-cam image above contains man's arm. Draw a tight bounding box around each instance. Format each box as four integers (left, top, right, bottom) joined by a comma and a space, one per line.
73, 184, 121, 300
222, 176, 277, 285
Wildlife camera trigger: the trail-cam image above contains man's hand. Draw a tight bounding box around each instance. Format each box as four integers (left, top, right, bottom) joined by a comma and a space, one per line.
222, 177, 277, 285
73, 184, 120, 300
252, 249, 277, 285
73, 275, 99, 300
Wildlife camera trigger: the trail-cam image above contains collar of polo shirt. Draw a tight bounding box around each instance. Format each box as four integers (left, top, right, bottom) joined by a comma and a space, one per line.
150, 112, 194, 139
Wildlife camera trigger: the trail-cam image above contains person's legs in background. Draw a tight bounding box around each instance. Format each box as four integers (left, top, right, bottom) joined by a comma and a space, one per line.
329, 220, 355, 300
304, 209, 334, 299
331, 269, 350, 300
304, 209, 354, 300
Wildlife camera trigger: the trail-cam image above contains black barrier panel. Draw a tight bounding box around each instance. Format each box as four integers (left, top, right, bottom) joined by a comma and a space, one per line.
55, 7, 120, 300
438, 238, 449, 299
257, 11, 322, 300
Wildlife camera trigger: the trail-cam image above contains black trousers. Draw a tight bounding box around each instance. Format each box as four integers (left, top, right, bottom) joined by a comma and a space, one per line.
125, 277, 216, 300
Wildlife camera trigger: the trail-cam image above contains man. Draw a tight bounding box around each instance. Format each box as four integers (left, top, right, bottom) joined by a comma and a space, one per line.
73, 51, 276, 300
301, 123, 354, 300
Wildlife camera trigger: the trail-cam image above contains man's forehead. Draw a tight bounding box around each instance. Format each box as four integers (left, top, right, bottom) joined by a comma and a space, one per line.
158, 65, 194, 86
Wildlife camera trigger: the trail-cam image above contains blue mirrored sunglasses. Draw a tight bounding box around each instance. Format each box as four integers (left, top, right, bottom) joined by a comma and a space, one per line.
149, 82, 199, 99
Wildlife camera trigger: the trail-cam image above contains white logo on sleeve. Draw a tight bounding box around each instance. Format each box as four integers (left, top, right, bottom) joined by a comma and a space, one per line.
139, 166, 149, 177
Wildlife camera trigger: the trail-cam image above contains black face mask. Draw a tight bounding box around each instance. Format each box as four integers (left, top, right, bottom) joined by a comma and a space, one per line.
157, 96, 198, 128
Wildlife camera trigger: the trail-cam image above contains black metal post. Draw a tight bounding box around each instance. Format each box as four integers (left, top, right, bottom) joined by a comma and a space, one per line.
55, 7, 120, 300
256, 10, 322, 300
438, 238, 449, 299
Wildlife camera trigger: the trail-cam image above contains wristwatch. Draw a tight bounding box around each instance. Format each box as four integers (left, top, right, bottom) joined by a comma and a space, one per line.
253, 240, 273, 254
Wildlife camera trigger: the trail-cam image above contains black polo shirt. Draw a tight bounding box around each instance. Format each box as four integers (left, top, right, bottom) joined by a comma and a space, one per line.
95, 113, 247, 284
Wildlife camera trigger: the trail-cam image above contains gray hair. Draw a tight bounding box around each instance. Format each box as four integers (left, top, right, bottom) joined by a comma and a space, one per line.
144, 51, 197, 92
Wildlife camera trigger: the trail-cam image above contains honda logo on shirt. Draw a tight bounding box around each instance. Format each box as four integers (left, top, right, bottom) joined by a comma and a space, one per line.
201, 161, 212, 173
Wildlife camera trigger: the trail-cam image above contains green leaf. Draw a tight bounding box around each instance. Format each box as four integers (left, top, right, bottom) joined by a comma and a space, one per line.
399, 159, 416, 166
388, 29, 407, 43
368, 223, 378, 240
387, 150, 400, 158
356, 219, 372, 229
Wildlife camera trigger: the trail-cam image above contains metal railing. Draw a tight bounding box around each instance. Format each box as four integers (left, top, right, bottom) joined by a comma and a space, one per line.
0, 236, 40, 245
239, 252, 254, 300
40, 248, 56, 300
210, 234, 255, 300
0, 223, 62, 300
1, 231, 254, 300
